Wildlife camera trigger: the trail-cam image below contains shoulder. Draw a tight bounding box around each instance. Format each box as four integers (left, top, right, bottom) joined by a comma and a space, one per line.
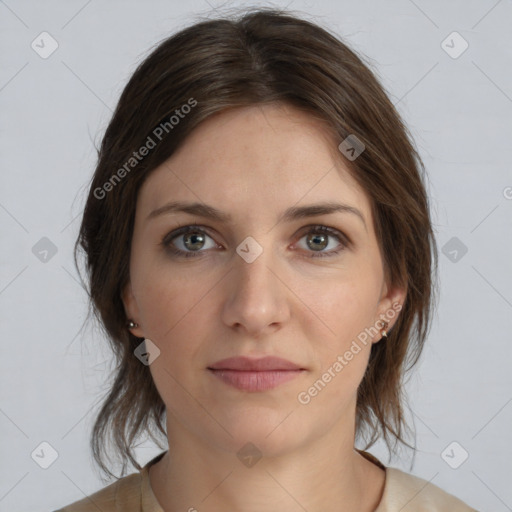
54, 472, 142, 512
378, 467, 479, 512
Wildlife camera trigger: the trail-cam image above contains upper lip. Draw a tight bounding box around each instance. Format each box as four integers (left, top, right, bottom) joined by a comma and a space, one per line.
208, 356, 304, 371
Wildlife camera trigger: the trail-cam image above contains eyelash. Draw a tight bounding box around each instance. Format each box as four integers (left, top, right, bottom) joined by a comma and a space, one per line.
160, 224, 349, 259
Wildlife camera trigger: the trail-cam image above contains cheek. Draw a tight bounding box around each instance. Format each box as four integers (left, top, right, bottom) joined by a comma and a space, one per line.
296, 278, 377, 410
295, 266, 380, 349
134, 264, 220, 368
131, 245, 198, 329
139, 282, 202, 343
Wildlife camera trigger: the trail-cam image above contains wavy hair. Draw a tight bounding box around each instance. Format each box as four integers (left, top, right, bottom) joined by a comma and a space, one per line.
74, 7, 438, 480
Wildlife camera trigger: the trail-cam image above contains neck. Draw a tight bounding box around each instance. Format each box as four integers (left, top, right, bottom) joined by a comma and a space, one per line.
149, 421, 385, 512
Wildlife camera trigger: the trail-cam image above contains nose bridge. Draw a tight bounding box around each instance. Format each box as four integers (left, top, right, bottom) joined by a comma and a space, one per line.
236, 248, 274, 292
222, 242, 289, 333
234, 246, 278, 307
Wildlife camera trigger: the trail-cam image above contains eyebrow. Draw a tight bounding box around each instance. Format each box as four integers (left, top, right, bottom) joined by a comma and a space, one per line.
146, 200, 367, 230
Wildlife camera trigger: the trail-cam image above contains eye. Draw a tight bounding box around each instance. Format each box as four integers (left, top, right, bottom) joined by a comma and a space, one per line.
161, 224, 349, 259
161, 225, 219, 258
295, 225, 349, 258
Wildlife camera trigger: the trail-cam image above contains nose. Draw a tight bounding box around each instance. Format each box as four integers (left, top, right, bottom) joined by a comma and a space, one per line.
221, 247, 291, 337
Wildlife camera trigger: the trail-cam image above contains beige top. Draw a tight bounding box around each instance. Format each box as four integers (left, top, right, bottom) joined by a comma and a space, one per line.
55, 450, 478, 511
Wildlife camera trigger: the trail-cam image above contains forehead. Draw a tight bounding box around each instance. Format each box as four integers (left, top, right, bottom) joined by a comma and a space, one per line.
137, 104, 371, 221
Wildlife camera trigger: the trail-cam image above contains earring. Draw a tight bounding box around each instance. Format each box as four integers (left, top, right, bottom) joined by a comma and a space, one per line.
380, 320, 389, 339
127, 320, 139, 329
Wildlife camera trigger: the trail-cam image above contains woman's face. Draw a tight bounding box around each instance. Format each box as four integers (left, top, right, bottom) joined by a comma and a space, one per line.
123, 103, 405, 457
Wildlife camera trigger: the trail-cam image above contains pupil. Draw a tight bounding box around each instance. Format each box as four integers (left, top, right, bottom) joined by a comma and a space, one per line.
308, 233, 327, 251
185, 232, 204, 251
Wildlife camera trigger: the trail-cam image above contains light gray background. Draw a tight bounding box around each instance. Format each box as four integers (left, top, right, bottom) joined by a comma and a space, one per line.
1, 1, 511, 511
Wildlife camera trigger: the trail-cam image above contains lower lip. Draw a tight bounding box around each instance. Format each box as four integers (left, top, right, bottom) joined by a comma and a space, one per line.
208, 369, 304, 391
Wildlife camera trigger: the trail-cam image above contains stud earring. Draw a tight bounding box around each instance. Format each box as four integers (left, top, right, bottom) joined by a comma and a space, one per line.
127, 320, 139, 329
380, 320, 389, 339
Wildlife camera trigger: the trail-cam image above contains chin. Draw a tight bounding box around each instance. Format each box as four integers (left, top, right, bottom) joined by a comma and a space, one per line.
205, 411, 309, 459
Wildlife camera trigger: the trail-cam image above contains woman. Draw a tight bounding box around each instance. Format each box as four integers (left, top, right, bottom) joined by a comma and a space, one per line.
56, 8, 478, 512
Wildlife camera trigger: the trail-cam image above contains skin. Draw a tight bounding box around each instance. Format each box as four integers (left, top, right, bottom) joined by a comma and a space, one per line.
122, 103, 406, 512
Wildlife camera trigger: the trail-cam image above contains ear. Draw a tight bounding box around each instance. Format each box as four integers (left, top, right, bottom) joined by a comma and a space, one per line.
372, 281, 407, 343
121, 281, 145, 338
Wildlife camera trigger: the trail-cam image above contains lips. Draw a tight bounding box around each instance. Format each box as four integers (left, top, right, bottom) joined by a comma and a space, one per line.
208, 356, 304, 371
207, 356, 306, 392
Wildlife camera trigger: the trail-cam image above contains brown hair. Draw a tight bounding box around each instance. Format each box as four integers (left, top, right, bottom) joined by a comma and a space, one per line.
74, 7, 438, 480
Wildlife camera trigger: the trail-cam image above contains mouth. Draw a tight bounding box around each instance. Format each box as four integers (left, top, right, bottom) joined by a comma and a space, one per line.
208, 369, 305, 391
207, 356, 306, 392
